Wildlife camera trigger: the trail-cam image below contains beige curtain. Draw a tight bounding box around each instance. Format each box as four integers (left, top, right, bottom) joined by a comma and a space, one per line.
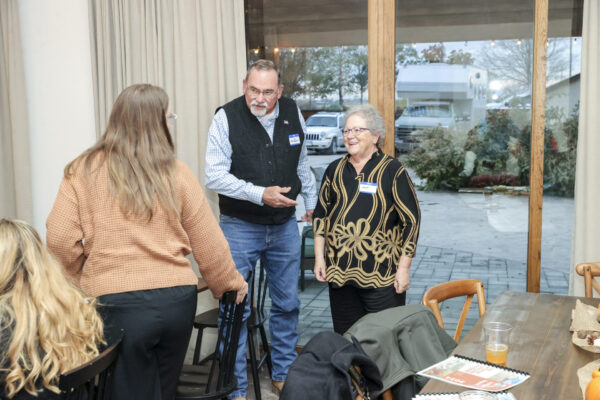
0, 0, 33, 221
569, 0, 600, 296
88, 0, 247, 361
88, 0, 247, 210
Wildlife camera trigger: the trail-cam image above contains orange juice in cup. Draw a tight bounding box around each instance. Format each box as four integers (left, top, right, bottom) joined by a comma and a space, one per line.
485, 343, 508, 366
483, 322, 512, 366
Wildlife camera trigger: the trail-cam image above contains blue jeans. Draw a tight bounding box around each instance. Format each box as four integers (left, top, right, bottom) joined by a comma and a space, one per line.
219, 215, 301, 399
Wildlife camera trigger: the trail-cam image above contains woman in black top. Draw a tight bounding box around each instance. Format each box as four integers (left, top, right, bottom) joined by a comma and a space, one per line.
312, 104, 421, 334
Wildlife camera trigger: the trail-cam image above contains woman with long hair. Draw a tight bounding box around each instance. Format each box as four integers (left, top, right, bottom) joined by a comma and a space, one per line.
46, 84, 247, 400
0, 218, 104, 399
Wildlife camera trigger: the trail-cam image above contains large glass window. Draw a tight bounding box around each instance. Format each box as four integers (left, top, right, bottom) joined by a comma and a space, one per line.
244, 0, 582, 344
395, 0, 581, 339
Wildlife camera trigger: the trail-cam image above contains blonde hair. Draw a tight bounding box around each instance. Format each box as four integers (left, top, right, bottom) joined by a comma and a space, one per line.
0, 219, 104, 397
65, 84, 178, 220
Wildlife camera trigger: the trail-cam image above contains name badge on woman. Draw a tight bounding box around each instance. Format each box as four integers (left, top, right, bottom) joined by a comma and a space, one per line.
359, 182, 377, 194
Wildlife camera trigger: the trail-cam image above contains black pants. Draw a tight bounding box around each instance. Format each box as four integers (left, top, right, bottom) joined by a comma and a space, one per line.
328, 284, 406, 334
98, 285, 197, 400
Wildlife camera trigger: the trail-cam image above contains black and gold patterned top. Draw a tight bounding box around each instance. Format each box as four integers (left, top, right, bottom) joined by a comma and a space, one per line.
313, 151, 420, 289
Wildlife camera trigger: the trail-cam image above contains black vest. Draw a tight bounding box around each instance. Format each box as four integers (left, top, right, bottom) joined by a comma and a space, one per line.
218, 96, 304, 225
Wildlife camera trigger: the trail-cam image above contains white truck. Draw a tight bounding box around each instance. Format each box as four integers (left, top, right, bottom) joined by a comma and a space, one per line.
395, 63, 487, 153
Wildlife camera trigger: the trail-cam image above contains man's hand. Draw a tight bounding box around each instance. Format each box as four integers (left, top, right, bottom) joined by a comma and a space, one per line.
262, 186, 299, 208
314, 256, 327, 282
235, 281, 249, 304
301, 209, 314, 223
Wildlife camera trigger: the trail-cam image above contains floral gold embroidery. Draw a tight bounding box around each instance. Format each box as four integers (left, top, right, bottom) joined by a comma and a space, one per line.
332, 218, 375, 261
372, 226, 402, 264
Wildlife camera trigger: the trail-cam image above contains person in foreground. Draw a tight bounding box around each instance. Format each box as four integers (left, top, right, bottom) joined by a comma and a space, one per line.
0, 218, 104, 400
205, 59, 317, 400
46, 84, 248, 400
312, 103, 421, 334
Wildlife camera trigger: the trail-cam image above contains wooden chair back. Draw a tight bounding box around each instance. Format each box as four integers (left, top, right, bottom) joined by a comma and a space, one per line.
575, 262, 600, 298
421, 279, 486, 342
59, 333, 123, 400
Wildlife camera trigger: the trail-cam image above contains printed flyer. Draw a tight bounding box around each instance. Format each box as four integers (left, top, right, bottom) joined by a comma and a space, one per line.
417, 355, 529, 392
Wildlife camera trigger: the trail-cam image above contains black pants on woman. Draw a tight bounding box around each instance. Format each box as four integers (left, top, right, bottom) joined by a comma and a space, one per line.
98, 285, 197, 400
328, 284, 406, 334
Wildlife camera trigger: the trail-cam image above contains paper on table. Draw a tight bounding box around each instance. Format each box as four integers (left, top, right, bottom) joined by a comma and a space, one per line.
413, 393, 517, 400
418, 356, 529, 392
569, 300, 600, 332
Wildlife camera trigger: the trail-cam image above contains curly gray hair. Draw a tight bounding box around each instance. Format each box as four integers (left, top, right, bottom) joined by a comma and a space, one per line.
344, 104, 385, 146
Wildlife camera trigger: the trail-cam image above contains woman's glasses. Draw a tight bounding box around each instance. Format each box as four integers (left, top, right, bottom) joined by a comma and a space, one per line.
167, 113, 178, 125
341, 127, 370, 137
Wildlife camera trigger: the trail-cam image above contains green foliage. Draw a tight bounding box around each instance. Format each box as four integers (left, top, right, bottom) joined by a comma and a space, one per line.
465, 110, 522, 176
447, 49, 474, 65
516, 103, 578, 196
405, 105, 578, 196
421, 44, 446, 63
302, 46, 367, 107
279, 48, 310, 98
405, 127, 466, 191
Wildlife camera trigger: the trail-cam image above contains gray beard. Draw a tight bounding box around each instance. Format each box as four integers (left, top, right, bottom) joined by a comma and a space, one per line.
250, 106, 267, 117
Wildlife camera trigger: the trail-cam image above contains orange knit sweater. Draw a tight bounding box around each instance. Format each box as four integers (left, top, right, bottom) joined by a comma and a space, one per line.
46, 158, 245, 299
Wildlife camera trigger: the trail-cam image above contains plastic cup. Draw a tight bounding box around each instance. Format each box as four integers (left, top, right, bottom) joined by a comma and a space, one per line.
459, 390, 496, 400
483, 321, 512, 366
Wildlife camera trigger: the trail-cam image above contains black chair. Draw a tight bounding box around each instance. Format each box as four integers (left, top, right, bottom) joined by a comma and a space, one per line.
246, 260, 272, 400
176, 291, 247, 399
59, 333, 123, 400
191, 264, 271, 400
300, 225, 315, 291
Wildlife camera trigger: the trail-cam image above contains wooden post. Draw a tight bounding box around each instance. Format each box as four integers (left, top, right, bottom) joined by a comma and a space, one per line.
527, 0, 548, 293
368, 0, 395, 157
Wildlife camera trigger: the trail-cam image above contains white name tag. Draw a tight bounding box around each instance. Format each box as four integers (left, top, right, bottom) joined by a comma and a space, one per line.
289, 134, 301, 146
359, 182, 377, 194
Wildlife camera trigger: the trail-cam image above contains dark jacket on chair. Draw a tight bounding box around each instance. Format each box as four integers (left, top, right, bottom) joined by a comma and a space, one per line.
280, 331, 382, 400
344, 304, 457, 399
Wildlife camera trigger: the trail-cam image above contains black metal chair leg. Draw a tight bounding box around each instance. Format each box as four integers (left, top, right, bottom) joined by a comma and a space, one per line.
247, 328, 262, 400
258, 325, 272, 377
193, 327, 205, 365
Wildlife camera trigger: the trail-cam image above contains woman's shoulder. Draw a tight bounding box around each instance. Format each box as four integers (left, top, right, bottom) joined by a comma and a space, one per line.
173, 159, 204, 200
173, 159, 198, 181
380, 153, 405, 171
64, 152, 105, 182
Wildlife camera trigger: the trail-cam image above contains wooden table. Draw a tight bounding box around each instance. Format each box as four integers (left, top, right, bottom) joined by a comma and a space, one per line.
420, 291, 600, 399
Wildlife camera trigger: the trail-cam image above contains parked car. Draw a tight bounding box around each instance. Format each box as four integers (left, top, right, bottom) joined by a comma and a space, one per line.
395, 101, 462, 153
304, 112, 345, 154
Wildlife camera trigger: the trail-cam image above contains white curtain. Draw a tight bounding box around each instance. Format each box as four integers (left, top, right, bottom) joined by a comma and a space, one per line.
0, 0, 33, 221
88, 0, 247, 211
569, 0, 600, 296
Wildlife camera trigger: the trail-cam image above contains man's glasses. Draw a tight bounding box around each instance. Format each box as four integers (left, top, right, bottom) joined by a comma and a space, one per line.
247, 86, 278, 99
341, 127, 370, 137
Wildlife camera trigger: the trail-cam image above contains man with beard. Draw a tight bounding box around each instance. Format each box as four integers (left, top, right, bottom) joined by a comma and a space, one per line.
205, 59, 317, 400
